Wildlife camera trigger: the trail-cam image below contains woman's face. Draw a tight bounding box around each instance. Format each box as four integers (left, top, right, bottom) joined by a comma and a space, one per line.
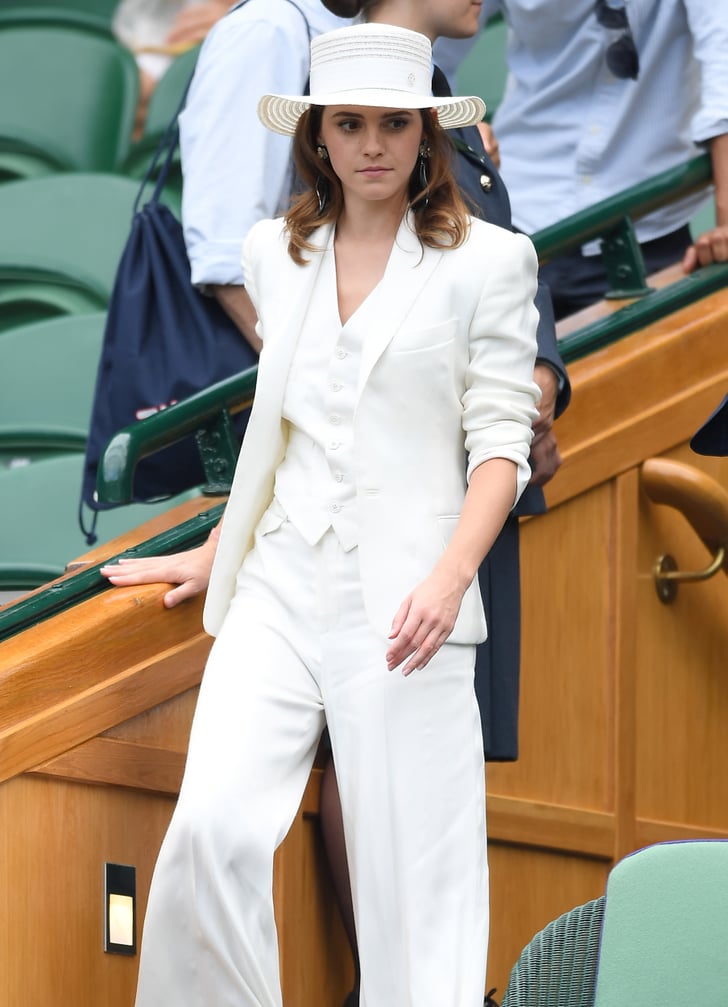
318, 105, 424, 210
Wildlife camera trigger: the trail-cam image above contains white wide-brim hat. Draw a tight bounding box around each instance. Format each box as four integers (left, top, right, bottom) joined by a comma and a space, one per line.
258, 23, 486, 136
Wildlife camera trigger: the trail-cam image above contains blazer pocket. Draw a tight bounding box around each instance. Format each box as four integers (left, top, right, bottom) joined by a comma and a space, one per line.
390, 319, 457, 354
437, 514, 461, 549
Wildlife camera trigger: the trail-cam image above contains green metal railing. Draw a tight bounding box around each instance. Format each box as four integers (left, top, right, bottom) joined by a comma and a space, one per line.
530, 152, 725, 362
96, 367, 257, 505
0, 503, 225, 642
1, 154, 725, 643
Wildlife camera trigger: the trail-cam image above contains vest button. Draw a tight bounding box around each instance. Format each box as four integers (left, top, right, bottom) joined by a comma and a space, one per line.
479, 173, 492, 192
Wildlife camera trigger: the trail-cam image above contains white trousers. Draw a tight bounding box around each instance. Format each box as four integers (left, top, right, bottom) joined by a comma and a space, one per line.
134, 510, 488, 1007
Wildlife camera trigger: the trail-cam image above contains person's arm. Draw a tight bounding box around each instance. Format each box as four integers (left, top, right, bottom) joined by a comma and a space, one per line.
166, 1, 230, 46
528, 278, 570, 486
387, 230, 539, 675
682, 133, 728, 272
529, 362, 562, 487
386, 457, 518, 675
100, 523, 221, 608
179, 7, 310, 319
212, 284, 262, 353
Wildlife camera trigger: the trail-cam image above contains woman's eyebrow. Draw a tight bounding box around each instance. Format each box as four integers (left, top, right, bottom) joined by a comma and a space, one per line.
329, 109, 414, 119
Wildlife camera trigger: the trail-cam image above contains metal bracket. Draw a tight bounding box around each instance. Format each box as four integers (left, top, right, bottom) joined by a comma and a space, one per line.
653, 546, 726, 604
600, 216, 653, 299
195, 411, 240, 495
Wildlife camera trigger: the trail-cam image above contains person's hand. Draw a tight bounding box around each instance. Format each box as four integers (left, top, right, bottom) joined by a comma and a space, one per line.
529, 363, 562, 487
100, 542, 215, 609
133, 67, 157, 139
476, 121, 501, 169
386, 566, 467, 676
682, 223, 728, 273
166, 1, 229, 46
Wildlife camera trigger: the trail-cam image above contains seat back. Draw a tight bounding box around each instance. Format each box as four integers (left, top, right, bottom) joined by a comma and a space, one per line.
593, 841, 728, 1005
454, 15, 508, 123
0, 312, 107, 458
121, 45, 200, 200
0, 21, 138, 177
144, 44, 200, 138
0, 2, 118, 24
502, 897, 605, 1007
0, 453, 201, 590
0, 173, 143, 332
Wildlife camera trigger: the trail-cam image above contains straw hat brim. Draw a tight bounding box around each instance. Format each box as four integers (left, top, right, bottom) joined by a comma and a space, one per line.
258, 91, 486, 136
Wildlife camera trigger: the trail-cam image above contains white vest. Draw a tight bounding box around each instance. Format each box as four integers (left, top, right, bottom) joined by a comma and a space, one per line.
273, 244, 361, 551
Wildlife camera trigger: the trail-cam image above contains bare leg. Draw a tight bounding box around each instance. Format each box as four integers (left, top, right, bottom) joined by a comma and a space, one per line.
320, 755, 360, 1006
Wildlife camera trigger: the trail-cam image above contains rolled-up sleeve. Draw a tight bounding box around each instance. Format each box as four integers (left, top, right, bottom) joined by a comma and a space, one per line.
685, 0, 728, 144
463, 230, 540, 505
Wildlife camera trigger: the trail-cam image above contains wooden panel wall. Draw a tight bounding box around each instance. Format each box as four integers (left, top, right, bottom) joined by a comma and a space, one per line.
1, 284, 728, 1004
483, 284, 728, 994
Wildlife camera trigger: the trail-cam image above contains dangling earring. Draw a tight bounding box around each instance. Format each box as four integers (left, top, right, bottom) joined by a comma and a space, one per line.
315, 176, 330, 216
316, 144, 329, 162
415, 139, 431, 210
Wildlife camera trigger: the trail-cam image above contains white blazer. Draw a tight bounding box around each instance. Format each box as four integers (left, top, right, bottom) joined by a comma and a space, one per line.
203, 213, 540, 643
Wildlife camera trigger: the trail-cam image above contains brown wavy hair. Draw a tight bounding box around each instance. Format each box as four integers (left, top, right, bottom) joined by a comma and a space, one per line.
285, 106, 471, 264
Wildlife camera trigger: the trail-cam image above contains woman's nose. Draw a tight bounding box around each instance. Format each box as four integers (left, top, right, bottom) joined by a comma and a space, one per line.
362, 128, 384, 154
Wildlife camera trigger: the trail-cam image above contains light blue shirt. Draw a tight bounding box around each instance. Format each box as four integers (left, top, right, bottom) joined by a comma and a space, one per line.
179, 0, 351, 286
435, 0, 728, 246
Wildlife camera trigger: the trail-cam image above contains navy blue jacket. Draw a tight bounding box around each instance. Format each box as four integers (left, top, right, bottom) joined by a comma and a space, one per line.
435, 66, 571, 758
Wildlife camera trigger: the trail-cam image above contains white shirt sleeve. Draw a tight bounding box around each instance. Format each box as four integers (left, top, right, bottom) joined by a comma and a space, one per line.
179, 3, 312, 287
682, 0, 728, 144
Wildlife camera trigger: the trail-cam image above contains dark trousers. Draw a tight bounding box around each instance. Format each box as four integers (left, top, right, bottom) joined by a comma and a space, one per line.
539, 226, 693, 321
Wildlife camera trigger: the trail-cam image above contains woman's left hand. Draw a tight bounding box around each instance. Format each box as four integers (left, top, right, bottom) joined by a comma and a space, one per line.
386, 568, 466, 676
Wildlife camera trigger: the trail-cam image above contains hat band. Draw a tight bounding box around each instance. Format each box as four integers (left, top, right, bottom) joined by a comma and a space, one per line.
310, 54, 433, 104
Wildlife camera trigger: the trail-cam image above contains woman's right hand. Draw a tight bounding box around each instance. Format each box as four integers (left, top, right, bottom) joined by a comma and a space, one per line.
100, 540, 215, 609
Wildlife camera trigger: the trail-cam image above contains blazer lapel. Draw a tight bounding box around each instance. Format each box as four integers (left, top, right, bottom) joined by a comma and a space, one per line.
356, 211, 444, 398
250, 221, 333, 431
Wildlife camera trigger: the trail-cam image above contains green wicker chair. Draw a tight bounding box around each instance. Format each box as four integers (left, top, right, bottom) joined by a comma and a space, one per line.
593, 840, 728, 1005
501, 897, 605, 1007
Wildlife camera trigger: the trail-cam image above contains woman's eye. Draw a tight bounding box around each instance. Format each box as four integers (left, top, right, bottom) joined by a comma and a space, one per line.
339, 120, 359, 132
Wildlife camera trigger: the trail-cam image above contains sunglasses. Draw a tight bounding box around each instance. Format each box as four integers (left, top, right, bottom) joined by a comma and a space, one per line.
595, 0, 640, 80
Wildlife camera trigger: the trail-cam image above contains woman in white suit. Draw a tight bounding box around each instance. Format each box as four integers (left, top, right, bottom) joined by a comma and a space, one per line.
103, 22, 539, 1007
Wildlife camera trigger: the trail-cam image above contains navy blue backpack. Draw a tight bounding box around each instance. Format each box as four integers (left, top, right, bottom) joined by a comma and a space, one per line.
79, 104, 257, 540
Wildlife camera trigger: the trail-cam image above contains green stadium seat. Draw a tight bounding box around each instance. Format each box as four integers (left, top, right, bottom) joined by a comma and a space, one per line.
0, 453, 201, 591
593, 841, 728, 1006
690, 196, 717, 240
454, 14, 508, 123
122, 44, 199, 184
0, 2, 118, 26
0, 313, 106, 464
0, 17, 138, 180
0, 173, 142, 333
